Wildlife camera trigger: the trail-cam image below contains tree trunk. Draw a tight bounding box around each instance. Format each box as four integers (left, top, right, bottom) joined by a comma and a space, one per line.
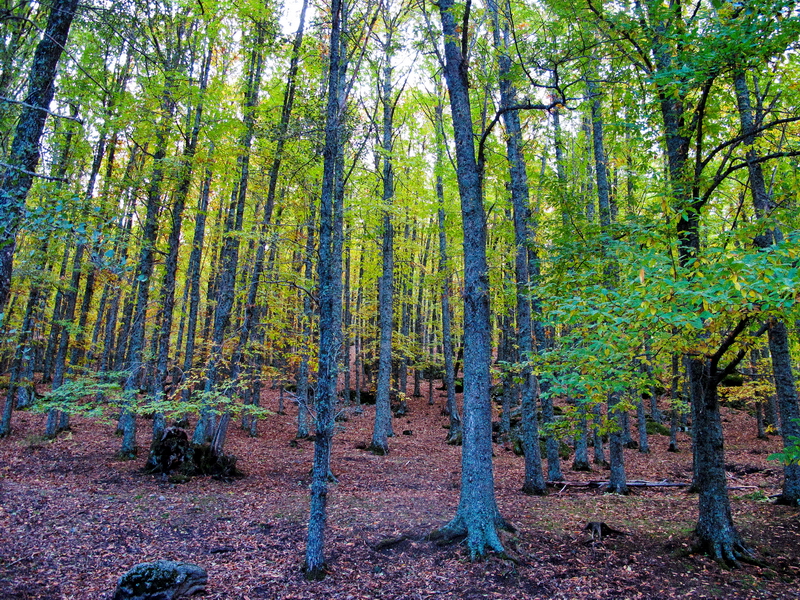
431, 0, 508, 558
0, 0, 80, 313
193, 28, 264, 445
119, 72, 178, 458
488, 0, 544, 493
767, 318, 800, 505
371, 37, 397, 455
733, 71, 800, 506
147, 45, 211, 464
296, 213, 315, 440
304, 0, 345, 578
434, 97, 461, 444
637, 395, 650, 454
181, 153, 214, 405
588, 73, 625, 489
690, 357, 750, 561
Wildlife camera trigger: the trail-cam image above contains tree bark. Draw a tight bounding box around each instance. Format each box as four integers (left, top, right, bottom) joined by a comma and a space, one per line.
434, 96, 461, 444
193, 26, 264, 445
119, 71, 178, 458
488, 0, 545, 493
304, 0, 345, 579
431, 0, 508, 558
0, 0, 80, 313
733, 71, 800, 506
146, 44, 211, 463
371, 29, 397, 455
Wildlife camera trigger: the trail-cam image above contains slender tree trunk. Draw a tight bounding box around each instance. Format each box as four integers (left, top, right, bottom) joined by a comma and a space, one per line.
636, 395, 650, 453
119, 73, 178, 458
234, 1, 308, 438
668, 353, 681, 453
296, 213, 315, 439
434, 97, 461, 444
146, 46, 211, 464
194, 28, 264, 445
181, 152, 214, 406
734, 71, 800, 506
488, 0, 545, 493
587, 73, 626, 493
371, 41, 396, 455
304, 0, 345, 578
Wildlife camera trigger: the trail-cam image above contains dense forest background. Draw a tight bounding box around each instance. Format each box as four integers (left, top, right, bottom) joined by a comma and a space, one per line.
1, 0, 800, 594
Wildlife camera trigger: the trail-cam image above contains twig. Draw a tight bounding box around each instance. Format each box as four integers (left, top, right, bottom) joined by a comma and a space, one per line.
0, 161, 67, 182
0, 97, 84, 123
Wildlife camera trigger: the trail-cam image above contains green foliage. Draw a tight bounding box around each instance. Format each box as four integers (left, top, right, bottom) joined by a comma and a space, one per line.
33, 371, 124, 420
769, 420, 800, 466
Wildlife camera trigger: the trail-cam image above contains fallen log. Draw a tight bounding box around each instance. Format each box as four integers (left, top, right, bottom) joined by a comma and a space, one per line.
548, 480, 762, 491
549, 480, 689, 489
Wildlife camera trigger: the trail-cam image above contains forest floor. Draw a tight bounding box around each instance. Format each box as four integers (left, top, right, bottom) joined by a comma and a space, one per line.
1, 385, 799, 600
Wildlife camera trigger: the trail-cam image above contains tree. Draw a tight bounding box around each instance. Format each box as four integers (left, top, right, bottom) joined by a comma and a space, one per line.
430, 0, 510, 558
487, 0, 546, 495
0, 0, 81, 316
304, 0, 346, 579
583, 0, 800, 560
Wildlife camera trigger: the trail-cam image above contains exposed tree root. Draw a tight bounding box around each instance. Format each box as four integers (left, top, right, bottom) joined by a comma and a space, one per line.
430, 514, 510, 560
692, 534, 765, 568
368, 443, 388, 456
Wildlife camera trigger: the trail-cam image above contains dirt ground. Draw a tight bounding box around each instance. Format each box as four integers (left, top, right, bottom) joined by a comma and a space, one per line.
1, 386, 799, 599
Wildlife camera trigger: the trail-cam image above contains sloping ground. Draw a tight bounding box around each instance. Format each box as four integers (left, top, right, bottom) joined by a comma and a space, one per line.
0, 388, 798, 599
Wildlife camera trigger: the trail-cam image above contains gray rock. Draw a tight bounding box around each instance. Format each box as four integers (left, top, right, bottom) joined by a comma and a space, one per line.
113, 560, 207, 600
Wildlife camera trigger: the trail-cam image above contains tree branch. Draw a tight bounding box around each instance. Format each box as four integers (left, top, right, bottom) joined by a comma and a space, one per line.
716, 321, 770, 381
710, 317, 750, 372
701, 149, 800, 206
0, 161, 67, 182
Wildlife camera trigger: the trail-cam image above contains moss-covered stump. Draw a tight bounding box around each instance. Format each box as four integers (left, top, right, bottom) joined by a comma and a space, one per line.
144, 426, 242, 481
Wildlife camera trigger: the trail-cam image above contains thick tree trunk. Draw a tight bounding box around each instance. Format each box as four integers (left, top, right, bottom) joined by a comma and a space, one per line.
432, 0, 508, 558
0, 0, 80, 313
689, 357, 750, 561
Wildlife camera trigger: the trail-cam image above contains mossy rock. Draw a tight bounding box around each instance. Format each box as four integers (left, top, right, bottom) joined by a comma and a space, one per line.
113, 560, 207, 600
646, 419, 671, 436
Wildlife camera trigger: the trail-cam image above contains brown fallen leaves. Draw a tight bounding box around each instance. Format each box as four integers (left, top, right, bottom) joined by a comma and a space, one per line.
0, 389, 798, 599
